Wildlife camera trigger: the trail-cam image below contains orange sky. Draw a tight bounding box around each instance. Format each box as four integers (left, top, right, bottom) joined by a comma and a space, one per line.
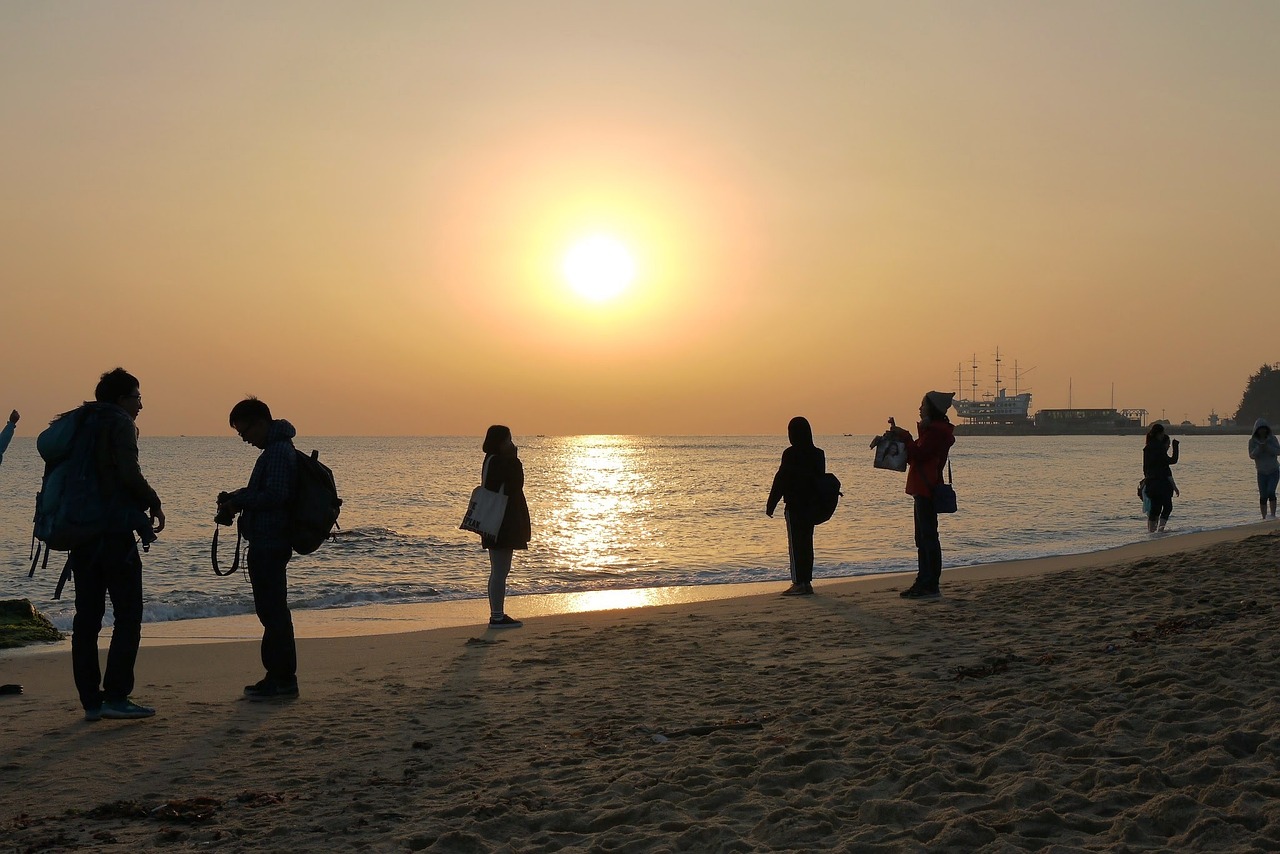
2, 2, 1277, 436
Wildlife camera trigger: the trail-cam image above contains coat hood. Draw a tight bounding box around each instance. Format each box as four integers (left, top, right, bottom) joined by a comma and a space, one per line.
268, 419, 297, 444
787, 416, 814, 447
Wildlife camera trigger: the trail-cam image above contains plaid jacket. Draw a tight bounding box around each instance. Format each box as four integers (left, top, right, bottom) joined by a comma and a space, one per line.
232, 419, 297, 548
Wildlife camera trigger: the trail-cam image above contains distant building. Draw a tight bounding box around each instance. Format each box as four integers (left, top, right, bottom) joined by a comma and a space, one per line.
1035, 408, 1145, 431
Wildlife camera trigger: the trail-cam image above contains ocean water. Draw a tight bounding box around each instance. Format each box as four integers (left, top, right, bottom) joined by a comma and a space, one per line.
0, 433, 1262, 631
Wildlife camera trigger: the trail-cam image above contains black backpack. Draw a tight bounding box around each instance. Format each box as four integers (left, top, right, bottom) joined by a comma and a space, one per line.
212, 447, 342, 576
812, 472, 842, 525
289, 449, 342, 555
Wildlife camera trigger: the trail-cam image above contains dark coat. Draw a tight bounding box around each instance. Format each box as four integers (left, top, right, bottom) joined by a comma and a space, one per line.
232, 419, 298, 548
767, 419, 826, 524
481, 452, 531, 550
88, 402, 162, 534
1142, 439, 1179, 499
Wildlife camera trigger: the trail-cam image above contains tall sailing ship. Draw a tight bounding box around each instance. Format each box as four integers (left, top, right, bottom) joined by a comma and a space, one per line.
953, 350, 1033, 428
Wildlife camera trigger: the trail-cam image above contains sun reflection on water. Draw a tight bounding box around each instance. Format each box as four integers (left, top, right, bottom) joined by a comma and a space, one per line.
537, 436, 659, 575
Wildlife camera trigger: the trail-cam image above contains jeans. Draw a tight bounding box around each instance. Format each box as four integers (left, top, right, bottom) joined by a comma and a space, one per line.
785, 508, 815, 585
913, 496, 942, 590
487, 548, 514, 618
1258, 470, 1279, 501
247, 543, 296, 683
71, 533, 143, 710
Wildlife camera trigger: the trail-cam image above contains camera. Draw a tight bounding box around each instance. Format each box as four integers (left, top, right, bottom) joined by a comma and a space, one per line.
215, 491, 238, 527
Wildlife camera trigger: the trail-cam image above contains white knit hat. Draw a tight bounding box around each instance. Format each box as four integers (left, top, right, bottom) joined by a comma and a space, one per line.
925, 391, 955, 415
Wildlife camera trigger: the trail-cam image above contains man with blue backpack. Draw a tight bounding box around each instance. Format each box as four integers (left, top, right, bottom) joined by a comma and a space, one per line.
58, 368, 165, 721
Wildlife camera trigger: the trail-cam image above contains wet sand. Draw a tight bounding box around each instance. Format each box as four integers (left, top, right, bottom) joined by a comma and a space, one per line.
2, 525, 1278, 851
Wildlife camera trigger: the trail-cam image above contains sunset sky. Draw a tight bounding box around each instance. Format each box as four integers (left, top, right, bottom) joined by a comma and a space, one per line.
2, 1, 1277, 436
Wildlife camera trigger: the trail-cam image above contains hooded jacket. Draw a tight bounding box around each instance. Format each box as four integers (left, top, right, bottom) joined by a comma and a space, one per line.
766, 417, 826, 522
893, 418, 956, 498
231, 419, 298, 548
1249, 419, 1280, 475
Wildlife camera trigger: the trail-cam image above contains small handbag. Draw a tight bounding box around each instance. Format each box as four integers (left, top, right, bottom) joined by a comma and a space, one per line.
933, 460, 957, 514
870, 432, 909, 471
459, 457, 508, 538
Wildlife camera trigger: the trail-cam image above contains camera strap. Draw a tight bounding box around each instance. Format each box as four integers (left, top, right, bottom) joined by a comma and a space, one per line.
211, 525, 242, 577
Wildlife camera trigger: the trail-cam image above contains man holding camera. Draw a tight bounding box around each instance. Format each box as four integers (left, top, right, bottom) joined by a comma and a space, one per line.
74, 368, 165, 720
218, 397, 299, 701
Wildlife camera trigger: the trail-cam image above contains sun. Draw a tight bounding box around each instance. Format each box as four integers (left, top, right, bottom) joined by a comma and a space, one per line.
562, 234, 636, 302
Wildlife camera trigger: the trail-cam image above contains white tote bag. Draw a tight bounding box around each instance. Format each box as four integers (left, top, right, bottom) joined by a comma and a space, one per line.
459, 457, 508, 538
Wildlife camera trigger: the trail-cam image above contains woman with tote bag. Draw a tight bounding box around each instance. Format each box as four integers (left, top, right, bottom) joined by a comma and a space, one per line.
479, 425, 531, 628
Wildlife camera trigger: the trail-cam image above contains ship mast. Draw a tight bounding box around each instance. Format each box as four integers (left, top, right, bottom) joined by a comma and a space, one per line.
1013, 360, 1036, 396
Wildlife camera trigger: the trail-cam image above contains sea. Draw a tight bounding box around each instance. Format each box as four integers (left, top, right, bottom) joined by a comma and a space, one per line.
0, 434, 1263, 632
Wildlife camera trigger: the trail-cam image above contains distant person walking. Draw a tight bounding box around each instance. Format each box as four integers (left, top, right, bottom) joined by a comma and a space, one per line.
1248, 419, 1279, 519
480, 425, 530, 628
218, 398, 301, 700
766, 416, 825, 596
70, 368, 165, 720
889, 392, 956, 599
1142, 423, 1180, 533
0, 409, 18, 465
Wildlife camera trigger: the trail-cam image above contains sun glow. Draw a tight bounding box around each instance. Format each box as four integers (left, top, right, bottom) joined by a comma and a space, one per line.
562, 234, 636, 302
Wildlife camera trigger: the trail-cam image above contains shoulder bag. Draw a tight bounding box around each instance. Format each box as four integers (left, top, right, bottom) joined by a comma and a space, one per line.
933, 460, 957, 514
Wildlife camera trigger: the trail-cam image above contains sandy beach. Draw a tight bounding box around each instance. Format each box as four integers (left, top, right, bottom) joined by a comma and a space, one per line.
2, 525, 1278, 852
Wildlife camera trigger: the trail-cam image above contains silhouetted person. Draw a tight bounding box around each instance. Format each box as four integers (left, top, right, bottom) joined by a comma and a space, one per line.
0, 409, 18, 465
1142, 423, 1179, 533
1249, 419, 1278, 519
889, 391, 955, 599
480, 425, 531, 627
71, 368, 165, 720
766, 416, 825, 596
218, 398, 300, 700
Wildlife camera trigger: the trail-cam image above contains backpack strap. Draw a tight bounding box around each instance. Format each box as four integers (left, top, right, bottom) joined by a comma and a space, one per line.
52, 538, 105, 600
53, 555, 74, 600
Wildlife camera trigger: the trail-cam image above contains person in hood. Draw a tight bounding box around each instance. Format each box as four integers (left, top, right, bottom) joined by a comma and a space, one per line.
889, 391, 956, 599
766, 416, 826, 596
1142, 423, 1180, 533
1248, 418, 1279, 519
220, 397, 300, 701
